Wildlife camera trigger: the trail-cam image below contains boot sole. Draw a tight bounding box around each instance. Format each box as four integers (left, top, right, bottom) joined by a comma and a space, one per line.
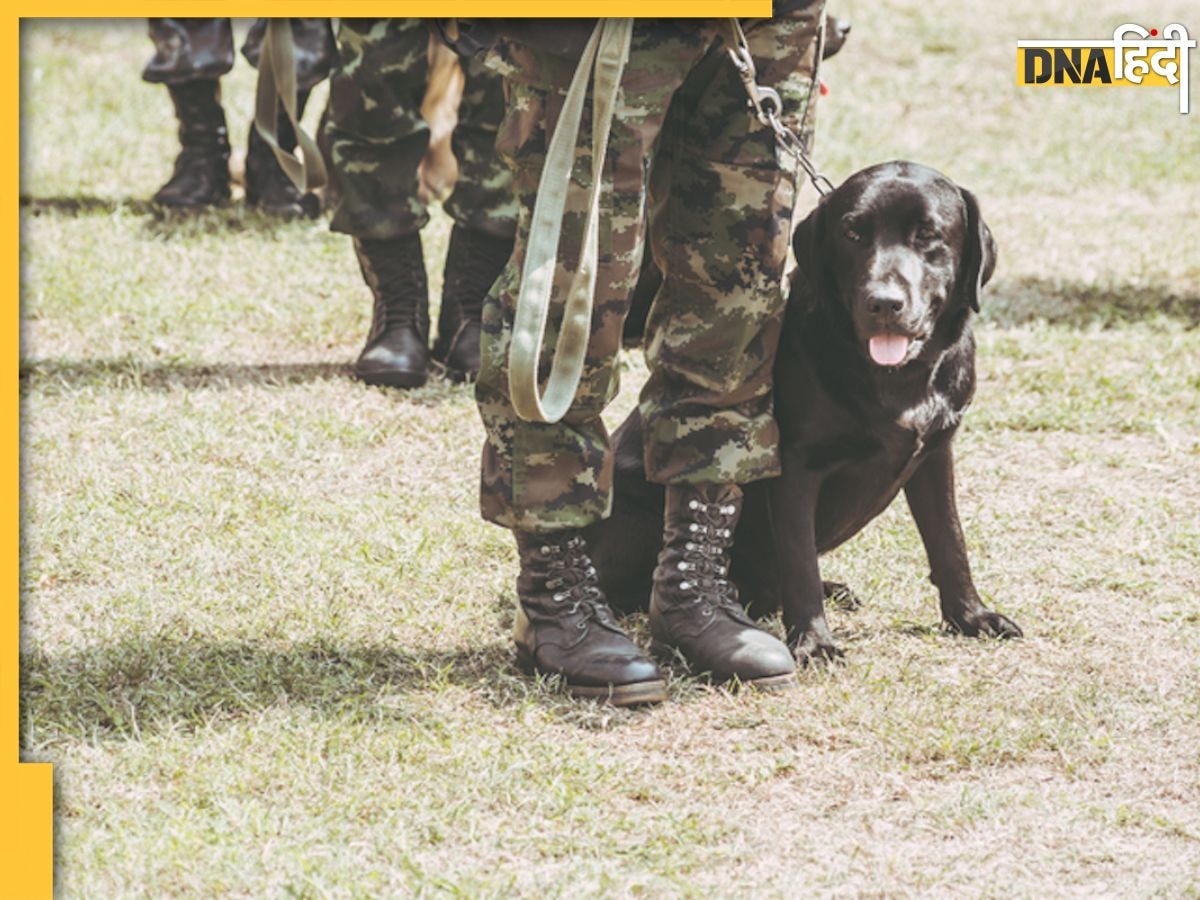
515, 648, 667, 707
355, 368, 428, 389
650, 641, 798, 693
736, 672, 799, 692
153, 197, 230, 210
564, 680, 668, 706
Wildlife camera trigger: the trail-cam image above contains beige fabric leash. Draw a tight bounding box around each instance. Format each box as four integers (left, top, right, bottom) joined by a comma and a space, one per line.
254, 18, 327, 193
507, 18, 633, 424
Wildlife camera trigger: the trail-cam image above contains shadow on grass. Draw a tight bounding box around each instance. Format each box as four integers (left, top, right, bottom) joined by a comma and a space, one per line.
20, 357, 355, 392
21, 639, 522, 743
984, 277, 1200, 328
20, 637, 674, 744
20, 195, 160, 217
19, 194, 325, 237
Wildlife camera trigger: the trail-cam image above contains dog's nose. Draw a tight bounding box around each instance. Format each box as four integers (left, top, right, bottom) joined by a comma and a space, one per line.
868, 293, 905, 318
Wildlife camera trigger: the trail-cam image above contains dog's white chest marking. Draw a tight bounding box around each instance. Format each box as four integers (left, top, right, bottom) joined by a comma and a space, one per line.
896, 393, 941, 433
896, 390, 962, 454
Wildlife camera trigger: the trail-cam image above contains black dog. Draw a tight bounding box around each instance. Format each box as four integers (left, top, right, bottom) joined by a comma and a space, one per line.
587, 160, 1022, 662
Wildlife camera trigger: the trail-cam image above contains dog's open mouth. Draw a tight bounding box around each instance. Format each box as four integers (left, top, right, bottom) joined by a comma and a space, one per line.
868, 333, 911, 366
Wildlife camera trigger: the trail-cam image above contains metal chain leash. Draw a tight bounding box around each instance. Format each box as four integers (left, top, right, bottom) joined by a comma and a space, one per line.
723, 18, 835, 197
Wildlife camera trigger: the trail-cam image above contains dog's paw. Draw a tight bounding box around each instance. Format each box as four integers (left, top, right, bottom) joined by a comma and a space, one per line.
790, 628, 846, 665
944, 605, 1023, 639
822, 581, 864, 612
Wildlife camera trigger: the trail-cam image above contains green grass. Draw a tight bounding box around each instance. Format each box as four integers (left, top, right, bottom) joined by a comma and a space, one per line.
20, 12, 1200, 897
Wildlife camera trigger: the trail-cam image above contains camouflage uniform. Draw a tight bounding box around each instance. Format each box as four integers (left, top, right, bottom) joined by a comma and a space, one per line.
476, 9, 825, 533
325, 18, 517, 242
143, 18, 335, 89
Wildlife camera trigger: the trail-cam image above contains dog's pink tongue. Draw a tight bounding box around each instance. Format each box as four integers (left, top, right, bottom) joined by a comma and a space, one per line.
869, 334, 910, 366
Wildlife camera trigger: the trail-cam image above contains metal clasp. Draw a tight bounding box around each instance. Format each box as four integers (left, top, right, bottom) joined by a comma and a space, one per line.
724, 18, 834, 197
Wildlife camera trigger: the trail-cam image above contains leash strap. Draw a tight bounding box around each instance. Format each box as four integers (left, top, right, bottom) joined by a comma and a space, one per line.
719, 17, 833, 196
254, 18, 327, 193
508, 18, 633, 424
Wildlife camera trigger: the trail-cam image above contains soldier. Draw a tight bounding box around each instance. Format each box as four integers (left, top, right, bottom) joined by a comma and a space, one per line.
475, 7, 827, 705
145, 18, 335, 216
325, 19, 517, 388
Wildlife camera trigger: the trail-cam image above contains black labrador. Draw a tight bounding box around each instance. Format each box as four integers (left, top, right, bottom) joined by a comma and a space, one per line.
586, 160, 1023, 662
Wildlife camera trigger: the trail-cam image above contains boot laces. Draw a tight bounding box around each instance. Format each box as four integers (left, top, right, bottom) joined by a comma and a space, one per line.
361, 246, 426, 337
677, 500, 740, 614
449, 231, 513, 321
541, 536, 613, 627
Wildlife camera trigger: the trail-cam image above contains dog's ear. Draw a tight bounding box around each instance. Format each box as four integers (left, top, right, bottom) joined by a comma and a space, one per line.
959, 187, 996, 313
791, 200, 828, 301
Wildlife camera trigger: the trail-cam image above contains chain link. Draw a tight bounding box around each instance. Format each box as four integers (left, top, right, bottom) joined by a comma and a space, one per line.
724, 19, 835, 197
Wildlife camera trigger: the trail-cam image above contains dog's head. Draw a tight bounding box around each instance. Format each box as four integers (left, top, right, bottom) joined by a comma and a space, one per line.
793, 161, 996, 369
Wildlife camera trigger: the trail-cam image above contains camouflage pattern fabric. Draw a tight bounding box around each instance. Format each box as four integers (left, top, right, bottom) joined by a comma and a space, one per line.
325, 18, 518, 241
476, 8, 825, 533
143, 18, 335, 89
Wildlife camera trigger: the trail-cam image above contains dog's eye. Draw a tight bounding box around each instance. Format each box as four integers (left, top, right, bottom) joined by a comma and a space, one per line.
843, 227, 862, 243
915, 225, 939, 242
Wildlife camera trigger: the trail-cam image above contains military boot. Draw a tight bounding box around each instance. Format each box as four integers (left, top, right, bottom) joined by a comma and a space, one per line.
154, 79, 231, 209
432, 226, 513, 382
353, 235, 431, 388
244, 87, 320, 219
514, 529, 667, 706
649, 484, 797, 689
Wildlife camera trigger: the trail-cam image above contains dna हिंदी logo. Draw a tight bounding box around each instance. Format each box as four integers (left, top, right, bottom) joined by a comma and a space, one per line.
1017, 24, 1195, 113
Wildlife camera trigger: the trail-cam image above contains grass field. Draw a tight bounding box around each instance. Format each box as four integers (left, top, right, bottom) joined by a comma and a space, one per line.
19, 9, 1200, 897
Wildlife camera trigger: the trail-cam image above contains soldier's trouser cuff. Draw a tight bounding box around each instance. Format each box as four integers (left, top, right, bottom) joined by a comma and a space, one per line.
326, 137, 432, 239
443, 192, 518, 241
240, 18, 337, 91
328, 192, 429, 241
641, 401, 782, 487
143, 18, 235, 85
477, 402, 613, 533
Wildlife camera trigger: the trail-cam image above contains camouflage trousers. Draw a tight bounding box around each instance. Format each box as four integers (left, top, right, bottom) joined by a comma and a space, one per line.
143, 18, 335, 89
477, 9, 825, 533
325, 18, 517, 241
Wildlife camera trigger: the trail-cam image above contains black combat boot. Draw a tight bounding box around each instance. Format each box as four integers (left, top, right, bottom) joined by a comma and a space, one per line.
649, 484, 797, 690
154, 79, 231, 209
244, 87, 320, 219
514, 529, 667, 706
353, 235, 431, 388
433, 226, 514, 382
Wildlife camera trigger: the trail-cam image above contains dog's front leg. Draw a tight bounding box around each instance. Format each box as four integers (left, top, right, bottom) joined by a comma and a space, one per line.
904, 443, 1022, 638
771, 459, 843, 663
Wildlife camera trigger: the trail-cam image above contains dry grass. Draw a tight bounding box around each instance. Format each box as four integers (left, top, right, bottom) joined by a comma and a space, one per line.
19, 11, 1200, 897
